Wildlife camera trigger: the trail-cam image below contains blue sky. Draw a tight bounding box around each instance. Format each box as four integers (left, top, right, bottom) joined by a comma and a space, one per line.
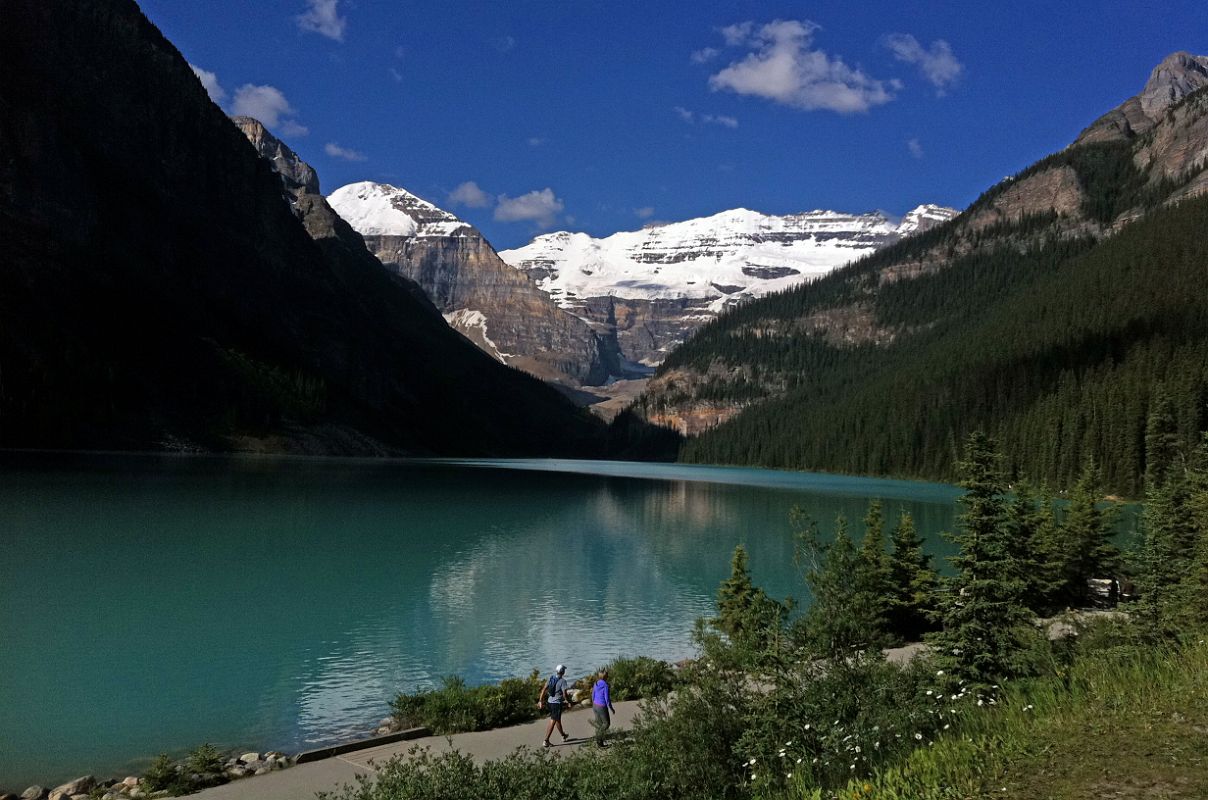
144, 0, 1202, 249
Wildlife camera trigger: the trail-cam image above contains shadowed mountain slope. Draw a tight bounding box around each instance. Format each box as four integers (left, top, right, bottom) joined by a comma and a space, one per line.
0, 0, 603, 456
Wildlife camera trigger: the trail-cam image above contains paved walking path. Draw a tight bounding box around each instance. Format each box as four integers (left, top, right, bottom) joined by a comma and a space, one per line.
192, 701, 643, 800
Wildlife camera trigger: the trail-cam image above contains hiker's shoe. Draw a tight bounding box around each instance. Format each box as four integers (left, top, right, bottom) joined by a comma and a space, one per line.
562, 733, 571, 742
543, 740, 551, 748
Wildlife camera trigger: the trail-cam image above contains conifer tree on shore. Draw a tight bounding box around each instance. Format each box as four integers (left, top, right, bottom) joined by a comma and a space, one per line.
714, 544, 789, 659
885, 509, 939, 641
1006, 482, 1059, 613
797, 514, 888, 657
931, 433, 1037, 688
858, 499, 892, 603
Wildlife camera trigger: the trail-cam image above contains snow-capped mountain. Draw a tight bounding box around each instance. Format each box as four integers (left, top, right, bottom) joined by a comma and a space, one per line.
328, 181, 472, 238
500, 204, 957, 364
328, 181, 619, 386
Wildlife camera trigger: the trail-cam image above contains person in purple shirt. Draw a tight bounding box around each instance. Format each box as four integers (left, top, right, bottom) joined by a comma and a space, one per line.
591, 668, 616, 747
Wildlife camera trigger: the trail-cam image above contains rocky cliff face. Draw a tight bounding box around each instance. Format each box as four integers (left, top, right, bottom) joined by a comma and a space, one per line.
233, 119, 439, 314
960, 52, 1208, 236
1076, 52, 1208, 145
0, 0, 603, 456
328, 182, 617, 386
231, 115, 319, 195
500, 204, 956, 365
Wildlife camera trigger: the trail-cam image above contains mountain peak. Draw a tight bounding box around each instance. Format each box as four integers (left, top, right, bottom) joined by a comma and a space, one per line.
327, 181, 468, 237
231, 115, 319, 196
896, 204, 957, 235
1140, 51, 1208, 119
1076, 51, 1208, 145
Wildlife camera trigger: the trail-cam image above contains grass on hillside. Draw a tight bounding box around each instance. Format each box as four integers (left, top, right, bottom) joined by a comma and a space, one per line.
799, 637, 1208, 800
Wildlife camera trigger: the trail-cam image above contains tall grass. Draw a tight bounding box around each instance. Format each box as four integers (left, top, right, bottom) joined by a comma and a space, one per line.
793, 638, 1208, 799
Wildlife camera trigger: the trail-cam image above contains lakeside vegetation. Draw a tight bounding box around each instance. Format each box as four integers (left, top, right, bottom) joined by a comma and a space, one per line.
389, 657, 681, 736
322, 429, 1208, 800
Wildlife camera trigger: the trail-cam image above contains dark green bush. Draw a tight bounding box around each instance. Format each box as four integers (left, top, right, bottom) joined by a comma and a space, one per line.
574, 656, 681, 702
391, 673, 543, 735
184, 742, 225, 776
141, 753, 178, 792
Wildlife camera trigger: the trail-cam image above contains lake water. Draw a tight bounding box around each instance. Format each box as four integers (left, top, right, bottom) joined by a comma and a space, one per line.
0, 453, 969, 788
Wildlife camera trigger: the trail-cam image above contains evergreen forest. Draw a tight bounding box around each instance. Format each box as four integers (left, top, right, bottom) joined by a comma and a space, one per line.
653, 187, 1208, 496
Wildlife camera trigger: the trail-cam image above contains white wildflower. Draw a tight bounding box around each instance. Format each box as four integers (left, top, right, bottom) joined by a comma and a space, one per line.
914, 733, 923, 740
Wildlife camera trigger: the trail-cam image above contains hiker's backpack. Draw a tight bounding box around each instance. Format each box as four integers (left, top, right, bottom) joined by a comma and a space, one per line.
546, 674, 559, 700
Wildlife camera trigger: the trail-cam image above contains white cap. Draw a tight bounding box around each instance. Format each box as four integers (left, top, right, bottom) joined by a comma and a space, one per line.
556, 664, 566, 674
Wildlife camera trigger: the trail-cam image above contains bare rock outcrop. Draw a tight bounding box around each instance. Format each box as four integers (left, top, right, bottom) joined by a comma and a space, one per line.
328, 182, 620, 386
1076, 51, 1208, 145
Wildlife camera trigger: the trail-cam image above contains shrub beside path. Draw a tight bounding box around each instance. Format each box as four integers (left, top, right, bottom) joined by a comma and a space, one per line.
191, 700, 644, 800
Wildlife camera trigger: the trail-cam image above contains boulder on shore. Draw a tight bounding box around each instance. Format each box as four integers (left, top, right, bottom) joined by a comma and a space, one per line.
50, 778, 94, 798
19, 788, 46, 800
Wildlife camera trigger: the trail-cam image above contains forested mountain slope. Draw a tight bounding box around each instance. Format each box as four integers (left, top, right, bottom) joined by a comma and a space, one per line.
637, 55, 1208, 494
0, 0, 603, 456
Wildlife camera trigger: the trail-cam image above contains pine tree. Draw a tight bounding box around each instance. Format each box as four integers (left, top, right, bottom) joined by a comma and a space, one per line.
885, 509, 939, 641
930, 432, 1037, 689
798, 515, 888, 658
1134, 415, 1199, 634
1145, 386, 1180, 491
1183, 441, 1208, 627
714, 544, 788, 657
1006, 482, 1059, 614
1062, 460, 1121, 603
857, 499, 892, 618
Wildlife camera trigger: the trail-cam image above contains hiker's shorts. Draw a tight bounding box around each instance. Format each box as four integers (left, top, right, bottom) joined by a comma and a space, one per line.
548, 702, 563, 721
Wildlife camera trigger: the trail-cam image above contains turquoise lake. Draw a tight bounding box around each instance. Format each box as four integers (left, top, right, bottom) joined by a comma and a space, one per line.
0, 453, 974, 788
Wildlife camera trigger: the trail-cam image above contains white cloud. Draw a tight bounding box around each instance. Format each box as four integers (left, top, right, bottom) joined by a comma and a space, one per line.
907, 137, 924, 159
708, 19, 894, 114
720, 23, 755, 46
527, 137, 546, 147
279, 120, 310, 137
690, 47, 719, 64
883, 34, 963, 94
494, 35, 517, 52
635, 206, 655, 219
494, 188, 564, 228
232, 84, 307, 135
673, 107, 738, 129
324, 142, 366, 161
388, 67, 403, 83
447, 181, 493, 209
189, 63, 226, 103
297, 0, 346, 42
